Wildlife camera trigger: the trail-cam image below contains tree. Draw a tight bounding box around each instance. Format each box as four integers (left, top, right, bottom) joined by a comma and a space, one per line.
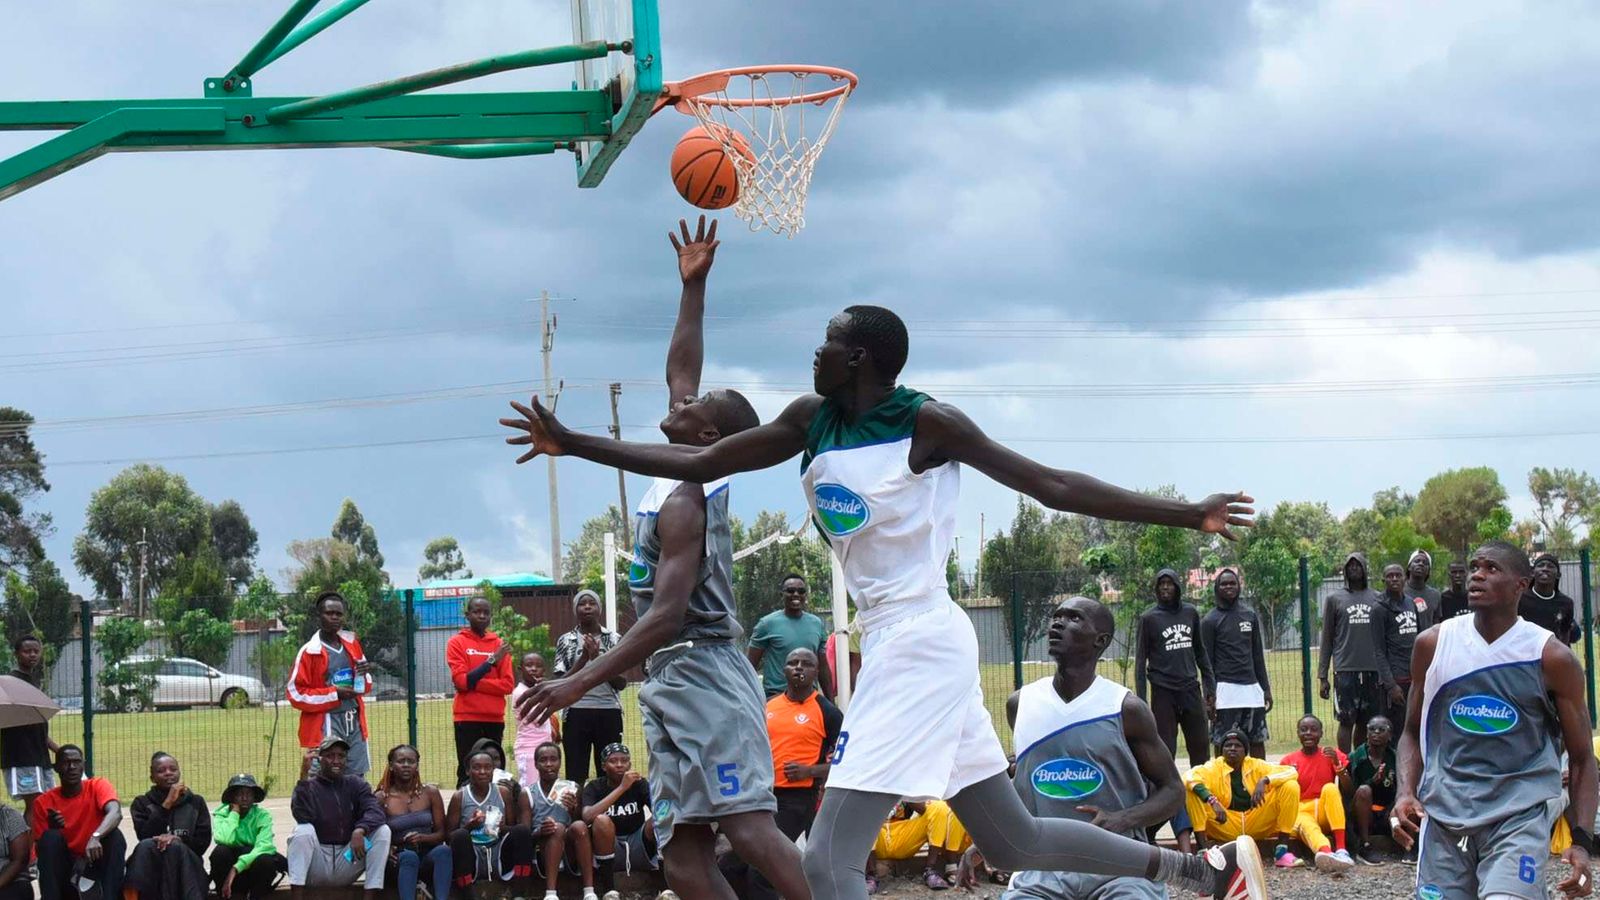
208, 500, 258, 588
284, 535, 402, 675
235, 573, 281, 624
1375, 515, 1441, 565
72, 464, 211, 602
980, 496, 1070, 653
97, 616, 156, 712
2, 559, 76, 662
1371, 486, 1417, 520
479, 580, 554, 660
0, 408, 51, 575
418, 537, 472, 583
162, 547, 233, 621
332, 499, 384, 569
1251, 501, 1343, 577
1527, 467, 1599, 549
1340, 508, 1383, 559
564, 506, 627, 597
1476, 506, 1515, 543
1238, 536, 1299, 650
730, 510, 833, 634
1413, 467, 1509, 556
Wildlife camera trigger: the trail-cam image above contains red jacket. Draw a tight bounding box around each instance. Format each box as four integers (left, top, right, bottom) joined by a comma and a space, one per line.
287, 630, 372, 749
448, 628, 515, 722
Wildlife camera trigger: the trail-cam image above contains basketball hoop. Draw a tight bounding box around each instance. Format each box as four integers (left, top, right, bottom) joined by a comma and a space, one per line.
658, 65, 858, 237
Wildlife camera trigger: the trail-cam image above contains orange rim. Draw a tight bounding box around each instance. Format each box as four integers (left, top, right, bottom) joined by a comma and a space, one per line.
655, 65, 858, 115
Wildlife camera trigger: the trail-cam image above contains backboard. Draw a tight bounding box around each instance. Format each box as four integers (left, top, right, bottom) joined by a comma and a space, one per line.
571, 0, 662, 187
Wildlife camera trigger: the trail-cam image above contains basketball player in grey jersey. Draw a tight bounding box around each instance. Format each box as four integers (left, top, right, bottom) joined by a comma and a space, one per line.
518, 218, 810, 900
1394, 541, 1597, 899
958, 595, 1197, 899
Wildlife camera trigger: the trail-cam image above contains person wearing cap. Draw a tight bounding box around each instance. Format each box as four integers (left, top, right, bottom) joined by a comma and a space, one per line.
126, 751, 212, 899
447, 595, 516, 788
581, 744, 659, 882
1519, 551, 1580, 645
288, 591, 375, 779
287, 736, 391, 898
210, 773, 285, 900
553, 589, 626, 784
1403, 550, 1440, 632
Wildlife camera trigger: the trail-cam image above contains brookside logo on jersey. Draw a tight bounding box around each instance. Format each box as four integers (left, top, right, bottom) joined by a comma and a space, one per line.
813, 483, 870, 536
1031, 758, 1105, 800
1448, 694, 1519, 735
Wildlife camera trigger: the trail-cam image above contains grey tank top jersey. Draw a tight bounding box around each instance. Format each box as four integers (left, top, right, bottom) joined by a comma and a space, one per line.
459, 782, 507, 838
1419, 615, 1561, 830
1011, 675, 1147, 842
629, 476, 740, 642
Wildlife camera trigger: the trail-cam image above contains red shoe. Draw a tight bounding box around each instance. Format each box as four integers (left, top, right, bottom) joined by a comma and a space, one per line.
1205, 837, 1268, 900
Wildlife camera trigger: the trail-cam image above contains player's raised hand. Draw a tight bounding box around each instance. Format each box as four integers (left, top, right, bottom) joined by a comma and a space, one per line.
500, 395, 567, 464
669, 215, 720, 283
1197, 492, 1255, 541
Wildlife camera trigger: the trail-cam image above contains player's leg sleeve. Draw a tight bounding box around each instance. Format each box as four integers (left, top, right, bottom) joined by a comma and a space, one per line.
805, 787, 901, 900
945, 772, 1158, 876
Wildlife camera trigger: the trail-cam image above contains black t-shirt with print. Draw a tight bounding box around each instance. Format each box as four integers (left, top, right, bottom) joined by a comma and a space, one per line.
582, 777, 651, 836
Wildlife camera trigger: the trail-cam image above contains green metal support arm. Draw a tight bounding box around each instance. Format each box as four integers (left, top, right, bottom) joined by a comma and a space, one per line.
257, 0, 375, 73
230, 0, 322, 82
392, 142, 561, 160
0, 107, 224, 201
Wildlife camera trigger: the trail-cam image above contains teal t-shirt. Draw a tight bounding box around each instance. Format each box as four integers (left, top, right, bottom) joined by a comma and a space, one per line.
749, 609, 827, 693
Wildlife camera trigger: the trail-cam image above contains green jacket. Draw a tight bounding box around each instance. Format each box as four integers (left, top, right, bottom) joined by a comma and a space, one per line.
212, 803, 276, 871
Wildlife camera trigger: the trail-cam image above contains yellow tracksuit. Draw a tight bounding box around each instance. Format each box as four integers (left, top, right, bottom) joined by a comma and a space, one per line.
872, 800, 970, 860
1184, 756, 1300, 844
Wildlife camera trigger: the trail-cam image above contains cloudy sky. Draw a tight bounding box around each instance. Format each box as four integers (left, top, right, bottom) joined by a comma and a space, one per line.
5, 1, 1599, 595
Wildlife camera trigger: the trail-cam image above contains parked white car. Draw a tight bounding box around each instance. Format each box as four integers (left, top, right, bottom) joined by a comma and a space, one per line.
122, 655, 267, 709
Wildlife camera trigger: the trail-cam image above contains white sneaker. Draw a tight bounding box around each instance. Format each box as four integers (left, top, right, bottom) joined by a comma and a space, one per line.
602, 893, 622, 900
1315, 849, 1354, 873
656, 893, 681, 900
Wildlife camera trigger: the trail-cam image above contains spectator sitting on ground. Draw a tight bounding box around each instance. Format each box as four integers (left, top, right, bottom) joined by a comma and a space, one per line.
0, 798, 27, 900
512, 651, 562, 791
582, 744, 660, 882
288, 591, 374, 779
748, 574, 834, 698
447, 596, 516, 788
287, 737, 391, 899
376, 745, 451, 900
34, 744, 125, 900
447, 748, 536, 894
1344, 715, 1397, 865
525, 742, 597, 899
2, 634, 58, 826
1183, 731, 1302, 869
210, 773, 285, 900
126, 750, 212, 898
1277, 716, 1355, 872
866, 799, 971, 892
467, 736, 517, 792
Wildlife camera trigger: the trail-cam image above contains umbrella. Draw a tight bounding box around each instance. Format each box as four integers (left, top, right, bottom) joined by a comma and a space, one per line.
0, 674, 59, 728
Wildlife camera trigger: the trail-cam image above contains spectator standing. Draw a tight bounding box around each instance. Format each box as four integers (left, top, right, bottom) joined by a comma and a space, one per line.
447, 596, 515, 787
748, 574, 834, 698
287, 737, 391, 899
1200, 567, 1272, 759
553, 590, 626, 784
376, 745, 452, 900
1276, 716, 1354, 871
1378, 564, 1422, 738
126, 751, 212, 899
1134, 568, 1213, 768
1519, 551, 1580, 644
1345, 715, 1398, 865
1438, 561, 1470, 621
2, 634, 57, 825
511, 651, 562, 789
34, 745, 125, 900
1402, 550, 1440, 631
210, 774, 285, 900
288, 592, 374, 778
1317, 553, 1397, 754
0, 802, 29, 900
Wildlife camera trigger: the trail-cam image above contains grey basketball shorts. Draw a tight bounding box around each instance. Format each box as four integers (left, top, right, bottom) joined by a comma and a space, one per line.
1415, 798, 1562, 899
639, 639, 776, 849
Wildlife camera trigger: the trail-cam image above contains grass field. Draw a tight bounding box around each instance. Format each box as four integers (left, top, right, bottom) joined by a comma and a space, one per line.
47, 661, 1353, 802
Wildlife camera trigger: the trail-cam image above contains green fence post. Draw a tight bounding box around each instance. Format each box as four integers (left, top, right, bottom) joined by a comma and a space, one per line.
80, 599, 94, 776
1011, 574, 1024, 690
1298, 556, 1313, 717
405, 589, 419, 749
1582, 549, 1596, 725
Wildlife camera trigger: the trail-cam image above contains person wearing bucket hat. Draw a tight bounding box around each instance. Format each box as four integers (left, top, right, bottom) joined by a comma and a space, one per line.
211, 774, 285, 899
552, 589, 625, 784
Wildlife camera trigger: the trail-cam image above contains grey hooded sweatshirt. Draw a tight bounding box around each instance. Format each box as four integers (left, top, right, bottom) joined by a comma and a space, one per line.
1316, 552, 1394, 686
1134, 568, 1212, 699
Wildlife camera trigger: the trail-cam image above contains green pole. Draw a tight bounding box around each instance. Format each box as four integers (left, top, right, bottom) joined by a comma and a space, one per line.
231, 0, 323, 81
257, 0, 375, 71
262, 41, 616, 124
405, 589, 419, 749
1011, 574, 1024, 690
1582, 549, 1596, 725
80, 599, 94, 776
1298, 556, 1313, 717
391, 142, 561, 160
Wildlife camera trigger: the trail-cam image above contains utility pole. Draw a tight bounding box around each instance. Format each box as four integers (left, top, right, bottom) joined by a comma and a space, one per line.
135, 527, 149, 618
608, 382, 631, 548
976, 513, 985, 597
540, 290, 563, 582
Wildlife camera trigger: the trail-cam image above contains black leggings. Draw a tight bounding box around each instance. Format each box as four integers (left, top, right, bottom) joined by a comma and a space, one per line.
562, 707, 624, 784
1149, 684, 1210, 766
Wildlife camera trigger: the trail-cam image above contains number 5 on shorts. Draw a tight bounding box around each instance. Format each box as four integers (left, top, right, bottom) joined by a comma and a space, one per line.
716, 763, 741, 797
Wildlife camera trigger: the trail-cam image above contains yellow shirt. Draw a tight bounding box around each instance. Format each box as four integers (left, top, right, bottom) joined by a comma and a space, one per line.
1184, 756, 1299, 808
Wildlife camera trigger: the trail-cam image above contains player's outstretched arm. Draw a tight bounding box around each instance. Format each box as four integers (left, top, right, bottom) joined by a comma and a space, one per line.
915, 401, 1254, 539
665, 216, 719, 407
517, 489, 707, 727
1545, 638, 1597, 895
500, 393, 819, 481
1392, 628, 1437, 849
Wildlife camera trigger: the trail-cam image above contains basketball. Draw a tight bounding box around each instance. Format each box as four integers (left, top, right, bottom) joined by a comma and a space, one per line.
670, 125, 751, 210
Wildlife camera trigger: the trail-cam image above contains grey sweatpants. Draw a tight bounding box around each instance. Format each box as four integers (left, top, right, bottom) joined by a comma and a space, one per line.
287, 823, 391, 888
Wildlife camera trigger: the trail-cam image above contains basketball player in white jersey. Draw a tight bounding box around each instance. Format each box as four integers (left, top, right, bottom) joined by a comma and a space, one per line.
501, 306, 1261, 899
1394, 541, 1596, 899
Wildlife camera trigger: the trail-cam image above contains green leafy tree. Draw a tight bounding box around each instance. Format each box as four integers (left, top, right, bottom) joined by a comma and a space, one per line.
1238, 536, 1299, 649
564, 506, 626, 597
156, 606, 233, 667
731, 510, 833, 633
72, 464, 211, 602
162, 547, 233, 621
1375, 515, 1441, 563
1, 559, 76, 659
285, 530, 401, 675
419, 537, 472, 583
332, 499, 385, 569
1371, 486, 1417, 520
235, 573, 281, 624
1476, 506, 1515, 543
1340, 508, 1383, 559
208, 500, 258, 588
1527, 467, 1599, 549
980, 496, 1070, 652
479, 581, 555, 660
1413, 467, 1509, 556
0, 408, 51, 575
97, 616, 156, 712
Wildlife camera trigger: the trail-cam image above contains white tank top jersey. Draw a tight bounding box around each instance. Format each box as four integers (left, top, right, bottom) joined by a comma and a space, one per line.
800, 386, 959, 632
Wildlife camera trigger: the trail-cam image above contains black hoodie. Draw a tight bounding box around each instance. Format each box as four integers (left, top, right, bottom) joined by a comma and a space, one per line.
1200, 568, 1270, 698
1134, 568, 1212, 698
1317, 552, 1394, 686
1518, 555, 1579, 644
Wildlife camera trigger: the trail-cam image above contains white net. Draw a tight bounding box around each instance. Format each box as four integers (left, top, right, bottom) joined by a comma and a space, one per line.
679, 68, 855, 238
